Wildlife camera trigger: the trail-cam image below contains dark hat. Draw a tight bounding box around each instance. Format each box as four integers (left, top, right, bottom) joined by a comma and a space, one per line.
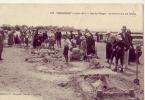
121, 26, 127, 30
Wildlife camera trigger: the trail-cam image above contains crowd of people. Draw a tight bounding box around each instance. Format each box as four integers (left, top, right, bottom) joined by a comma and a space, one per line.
105, 26, 142, 72
0, 25, 142, 73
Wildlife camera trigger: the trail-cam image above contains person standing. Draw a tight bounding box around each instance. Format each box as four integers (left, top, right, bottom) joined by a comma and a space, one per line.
0, 29, 4, 60
100, 33, 103, 40
14, 34, 21, 45
80, 35, 87, 60
110, 35, 117, 64
20, 30, 25, 46
75, 34, 81, 48
8, 30, 14, 46
25, 34, 29, 47
33, 32, 41, 49
42, 31, 48, 42
113, 35, 128, 72
95, 32, 100, 42
71, 36, 77, 48
86, 32, 95, 55
69, 31, 74, 41
55, 29, 62, 48
127, 29, 134, 63
120, 26, 132, 69
63, 35, 71, 64
3, 30, 8, 46
105, 32, 112, 63
77, 30, 82, 37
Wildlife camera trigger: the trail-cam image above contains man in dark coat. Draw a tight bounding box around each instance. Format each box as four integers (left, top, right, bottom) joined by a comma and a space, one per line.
33, 33, 41, 49
69, 31, 74, 41
55, 29, 62, 48
0, 29, 4, 60
120, 26, 133, 68
42, 31, 48, 42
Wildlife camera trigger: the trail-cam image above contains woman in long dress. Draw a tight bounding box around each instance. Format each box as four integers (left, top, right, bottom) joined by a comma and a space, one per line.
8, 31, 14, 46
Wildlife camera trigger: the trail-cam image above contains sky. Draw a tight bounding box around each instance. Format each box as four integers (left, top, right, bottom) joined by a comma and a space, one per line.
0, 4, 143, 32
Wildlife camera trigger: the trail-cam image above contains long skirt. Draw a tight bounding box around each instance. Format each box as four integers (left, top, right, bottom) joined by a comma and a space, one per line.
8, 37, 14, 45
106, 43, 112, 59
14, 37, 21, 44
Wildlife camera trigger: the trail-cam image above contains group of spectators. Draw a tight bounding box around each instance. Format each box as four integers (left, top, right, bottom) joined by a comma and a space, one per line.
1, 30, 30, 47
105, 26, 142, 72
63, 30, 98, 63
29, 28, 99, 64
0, 25, 142, 73
32, 29, 63, 50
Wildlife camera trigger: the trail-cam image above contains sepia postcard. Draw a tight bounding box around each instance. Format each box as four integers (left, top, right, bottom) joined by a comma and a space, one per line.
0, 4, 143, 100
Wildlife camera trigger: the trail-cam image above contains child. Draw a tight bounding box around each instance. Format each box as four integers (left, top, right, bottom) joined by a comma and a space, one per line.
113, 35, 128, 72
63, 35, 71, 64
110, 37, 117, 64
25, 34, 29, 47
63, 45, 69, 63
80, 36, 87, 61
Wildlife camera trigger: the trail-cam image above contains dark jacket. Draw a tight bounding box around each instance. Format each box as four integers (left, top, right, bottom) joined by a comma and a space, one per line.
69, 33, 74, 40
120, 32, 133, 49
56, 31, 62, 40
33, 34, 42, 48
113, 40, 128, 56
42, 33, 48, 42
86, 36, 95, 55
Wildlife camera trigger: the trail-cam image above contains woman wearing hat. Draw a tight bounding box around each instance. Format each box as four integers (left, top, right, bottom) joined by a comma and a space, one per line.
8, 30, 14, 46
86, 32, 95, 55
